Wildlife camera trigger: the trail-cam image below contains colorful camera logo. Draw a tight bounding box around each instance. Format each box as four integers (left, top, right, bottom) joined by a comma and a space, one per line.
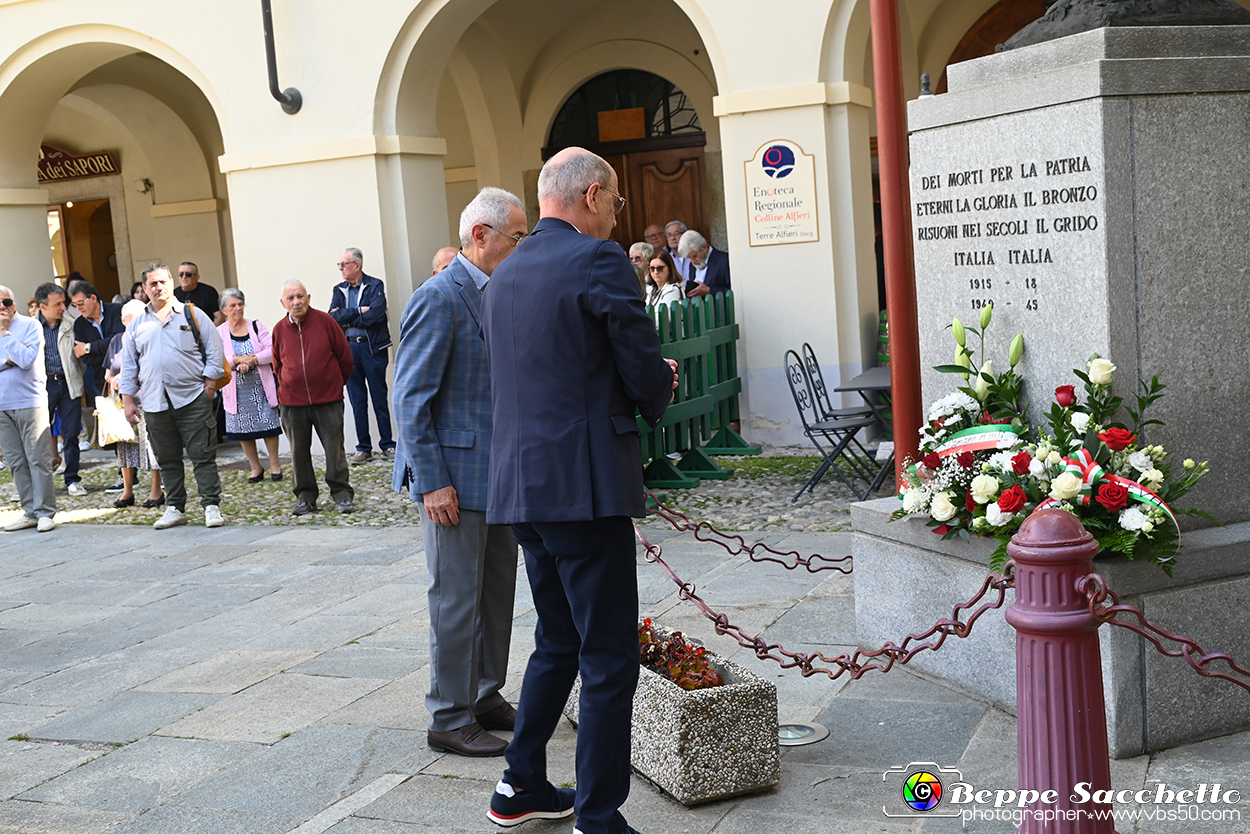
903, 770, 943, 811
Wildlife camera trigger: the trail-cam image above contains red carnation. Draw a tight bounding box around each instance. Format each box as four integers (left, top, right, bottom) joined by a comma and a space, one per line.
1095, 481, 1130, 512
1097, 428, 1136, 451
997, 484, 1026, 514
1011, 451, 1033, 475
957, 451, 975, 468
922, 453, 941, 470
1055, 385, 1076, 407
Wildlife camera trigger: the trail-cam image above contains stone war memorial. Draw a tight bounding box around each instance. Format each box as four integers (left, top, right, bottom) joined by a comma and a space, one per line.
854, 18, 1250, 758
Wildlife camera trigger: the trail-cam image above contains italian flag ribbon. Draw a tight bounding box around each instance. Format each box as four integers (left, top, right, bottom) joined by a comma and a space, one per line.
1034, 449, 1178, 530
898, 424, 1024, 498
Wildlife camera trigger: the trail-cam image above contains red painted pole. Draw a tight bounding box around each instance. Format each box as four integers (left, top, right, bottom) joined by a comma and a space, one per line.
1006, 510, 1118, 834
869, 0, 922, 483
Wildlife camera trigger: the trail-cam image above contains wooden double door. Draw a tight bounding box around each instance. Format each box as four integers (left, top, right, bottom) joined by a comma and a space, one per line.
600, 138, 708, 252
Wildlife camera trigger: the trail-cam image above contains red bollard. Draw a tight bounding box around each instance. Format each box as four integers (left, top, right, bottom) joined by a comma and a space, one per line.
1005, 510, 1117, 833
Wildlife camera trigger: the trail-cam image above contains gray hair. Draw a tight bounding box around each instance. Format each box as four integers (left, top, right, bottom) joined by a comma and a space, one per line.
458, 187, 524, 250
120, 299, 146, 325
537, 150, 614, 207
280, 280, 307, 296
0, 284, 12, 300
219, 287, 245, 309
343, 248, 363, 267
677, 229, 708, 259
629, 242, 654, 260
665, 220, 687, 234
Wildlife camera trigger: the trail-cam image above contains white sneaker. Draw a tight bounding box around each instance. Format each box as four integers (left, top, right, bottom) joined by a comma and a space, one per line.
67, 482, 88, 497
153, 507, 188, 530
37, 517, 56, 533
4, 515, 38, 532
79, 440, 91, 451
204, 505, 225, 528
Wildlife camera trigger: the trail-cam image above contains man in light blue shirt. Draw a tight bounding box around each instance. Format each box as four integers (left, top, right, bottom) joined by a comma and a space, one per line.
0, 284, 56, 532
119, 264, 226, 530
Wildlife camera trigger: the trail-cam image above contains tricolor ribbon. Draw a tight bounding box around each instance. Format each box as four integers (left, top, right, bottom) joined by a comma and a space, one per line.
1034, 448, 1177, 530
899, 424, 1024, 498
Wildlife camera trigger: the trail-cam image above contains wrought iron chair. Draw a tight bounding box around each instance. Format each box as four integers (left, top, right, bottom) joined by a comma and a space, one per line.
785, 350, 878, 501
802, 342, 874, 423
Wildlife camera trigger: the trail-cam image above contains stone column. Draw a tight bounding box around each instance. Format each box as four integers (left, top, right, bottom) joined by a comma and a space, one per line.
0, 190, 55, 302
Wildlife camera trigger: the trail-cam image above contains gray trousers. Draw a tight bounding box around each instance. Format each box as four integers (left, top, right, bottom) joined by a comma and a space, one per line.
419, 504, 518, 732
280, 401, 353, 505
0, 406, 56, 520
145, 391, 221, 510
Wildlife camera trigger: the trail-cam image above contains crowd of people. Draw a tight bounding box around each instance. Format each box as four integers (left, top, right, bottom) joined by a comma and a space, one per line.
2, 149, 719, 834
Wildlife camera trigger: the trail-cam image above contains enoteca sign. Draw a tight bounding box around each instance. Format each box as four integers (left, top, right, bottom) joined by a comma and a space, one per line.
744, 139, 819, 246
38, 144, 118, 183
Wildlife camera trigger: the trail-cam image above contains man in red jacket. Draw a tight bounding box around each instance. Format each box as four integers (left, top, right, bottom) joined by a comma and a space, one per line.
272, 280, 355, 516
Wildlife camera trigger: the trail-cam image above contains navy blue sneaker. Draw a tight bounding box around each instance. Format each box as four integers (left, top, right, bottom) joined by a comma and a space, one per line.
574, 827, 642, 834
487, 780, 576, 827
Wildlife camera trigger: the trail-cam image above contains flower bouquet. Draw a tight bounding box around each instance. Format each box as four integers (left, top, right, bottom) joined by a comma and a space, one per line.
892, 304, 1211, 576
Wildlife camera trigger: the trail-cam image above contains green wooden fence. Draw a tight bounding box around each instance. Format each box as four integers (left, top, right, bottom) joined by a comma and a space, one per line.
639, 291, 759, 490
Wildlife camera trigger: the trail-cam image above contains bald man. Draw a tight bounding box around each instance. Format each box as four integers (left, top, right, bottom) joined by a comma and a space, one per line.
271, 280, 355, 516
431, 246, 458, 276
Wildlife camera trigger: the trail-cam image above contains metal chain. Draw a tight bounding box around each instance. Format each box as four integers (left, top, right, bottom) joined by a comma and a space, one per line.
644, 492, 852, 575
1078, 574, 1250, 694
637, 495, 1014, 679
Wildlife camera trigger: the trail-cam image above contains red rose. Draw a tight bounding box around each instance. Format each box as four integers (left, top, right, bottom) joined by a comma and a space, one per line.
932, 523, 951, 535
1097, 428, 1136, 451
966, 490, 978, 512
922, 453, 941, 470
997, 484, 1026, 514
1095, 481, 1129, 512
957, 451, 975, 468
1055, 385, 1076, 407
1011, 451, 1033, 475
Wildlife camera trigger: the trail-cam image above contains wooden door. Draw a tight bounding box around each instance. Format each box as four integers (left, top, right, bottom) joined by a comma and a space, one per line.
602, 144, 708, 251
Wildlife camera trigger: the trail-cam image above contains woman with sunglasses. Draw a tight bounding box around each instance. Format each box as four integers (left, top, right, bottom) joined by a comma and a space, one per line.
647, 249, 684, 308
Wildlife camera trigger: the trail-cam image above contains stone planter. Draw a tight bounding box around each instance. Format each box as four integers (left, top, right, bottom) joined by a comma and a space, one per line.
852, 496, 1250, 757
564, 629, 779, 806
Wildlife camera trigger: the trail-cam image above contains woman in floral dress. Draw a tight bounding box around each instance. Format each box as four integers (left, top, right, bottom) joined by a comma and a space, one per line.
217, 289, 283, 482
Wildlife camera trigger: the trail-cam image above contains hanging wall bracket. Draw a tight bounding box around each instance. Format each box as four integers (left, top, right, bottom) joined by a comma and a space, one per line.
261, 0, 302, 114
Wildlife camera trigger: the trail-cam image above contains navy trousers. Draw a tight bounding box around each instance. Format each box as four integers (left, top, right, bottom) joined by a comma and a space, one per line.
46, 377, 81, 486
346, 341, 394, 453
503, 516, 638, 834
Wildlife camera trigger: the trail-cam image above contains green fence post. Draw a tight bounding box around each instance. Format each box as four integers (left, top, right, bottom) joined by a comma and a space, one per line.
700, 291, 761, 455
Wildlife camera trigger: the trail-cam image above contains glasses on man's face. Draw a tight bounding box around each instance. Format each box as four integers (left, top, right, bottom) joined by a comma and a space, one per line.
179, 271, 196, 278
72, 298, 88, 309
483, 224, 526, 247
0, 298, 14, 308
584, 185, 626, 215
337, 262, 355, 269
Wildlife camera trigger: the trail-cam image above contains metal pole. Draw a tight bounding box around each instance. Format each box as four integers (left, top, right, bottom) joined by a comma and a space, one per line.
869, 0, 921, 480
1006, 511, 1118, 834
261, 0, 302, 114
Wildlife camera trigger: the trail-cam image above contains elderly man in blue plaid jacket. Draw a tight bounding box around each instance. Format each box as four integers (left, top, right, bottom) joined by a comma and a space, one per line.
392, 187, 529, 758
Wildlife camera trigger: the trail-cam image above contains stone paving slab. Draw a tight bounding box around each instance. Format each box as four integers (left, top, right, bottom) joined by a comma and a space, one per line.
0, 740, 104, 802
19, 736, 260, 812
30, 690, 221, 745
0, 702, 64, 740
156, 673, 387, 744
239, 614, 389, 653
139, 649, 320, 694
0, 799, 132, 833
0, 602, 123, 634
172, 723, 433, 819
325, 669, 430, 731
107, 805, 300, 834
290, 644, 426, 681
2, 658, 175, 708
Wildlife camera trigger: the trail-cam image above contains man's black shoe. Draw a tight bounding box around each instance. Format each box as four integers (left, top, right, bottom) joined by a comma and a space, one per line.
477, 701, 517, 731
292, 501, 317, 517
428, 722, 507, 757
488, 781, 576, 827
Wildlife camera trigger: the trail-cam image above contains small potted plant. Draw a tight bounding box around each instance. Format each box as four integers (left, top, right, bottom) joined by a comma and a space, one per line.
565, 619, 780, 806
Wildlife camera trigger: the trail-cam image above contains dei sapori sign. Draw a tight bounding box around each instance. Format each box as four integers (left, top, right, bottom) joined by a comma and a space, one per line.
744, 139, 819, 246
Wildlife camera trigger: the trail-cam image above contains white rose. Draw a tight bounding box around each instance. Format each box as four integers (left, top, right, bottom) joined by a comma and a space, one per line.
930, 492, 958, 522
1029, 458, 1046, 476
1140, 469, 1164, 490
970, 475, 1000, 504
1127, 451, 1151, 472
1118, 507, 1148, 531
902, 489, 928, 513
1069, 411, 1091, 433
985, 503, 1014, 527
1088, 358, 1116, 385
1047, 451, 1062, 465
1050, 472, 1082, 501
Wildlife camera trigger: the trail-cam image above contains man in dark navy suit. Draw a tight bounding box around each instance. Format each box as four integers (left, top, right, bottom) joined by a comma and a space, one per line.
482, 148, 677, 834
677, 229, 731, 297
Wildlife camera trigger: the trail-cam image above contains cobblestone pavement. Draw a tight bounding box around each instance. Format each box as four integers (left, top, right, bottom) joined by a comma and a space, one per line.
0, 445, 897, 532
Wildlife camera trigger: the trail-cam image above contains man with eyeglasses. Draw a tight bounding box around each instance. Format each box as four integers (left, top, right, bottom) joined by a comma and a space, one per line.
0, 284, 58, 532
394, 186, 528, 759
329, 248, 395, 464
482, 148, 676, 834
173, 262, 225, 326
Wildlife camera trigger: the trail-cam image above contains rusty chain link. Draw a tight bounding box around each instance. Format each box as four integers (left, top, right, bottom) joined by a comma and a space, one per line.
1078, 573, 1250, 695
637, 493, 1014, 679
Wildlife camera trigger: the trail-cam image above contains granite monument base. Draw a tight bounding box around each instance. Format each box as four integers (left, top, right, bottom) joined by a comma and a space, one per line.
852, 497, 1250, 757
